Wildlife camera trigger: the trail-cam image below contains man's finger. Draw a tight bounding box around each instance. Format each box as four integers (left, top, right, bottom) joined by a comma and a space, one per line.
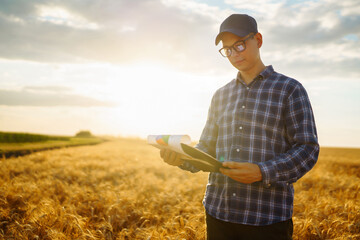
222, 161, 244, 169
160, 149, 165, 158
220, 168, 246, 182
165, 150, 173, 163
220, 167, 242, 176
168, 151, 177, 164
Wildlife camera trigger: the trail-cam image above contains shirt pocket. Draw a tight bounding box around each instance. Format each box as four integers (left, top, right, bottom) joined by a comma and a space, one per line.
253, 101, 284, 138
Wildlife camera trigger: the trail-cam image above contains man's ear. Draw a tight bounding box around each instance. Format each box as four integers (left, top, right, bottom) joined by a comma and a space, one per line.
255, 32, 263, 48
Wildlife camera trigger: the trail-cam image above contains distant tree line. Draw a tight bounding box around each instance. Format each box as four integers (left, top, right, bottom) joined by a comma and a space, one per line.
0, 130, 94, 143
0, 132, 70, 143
75, 130, 93, 138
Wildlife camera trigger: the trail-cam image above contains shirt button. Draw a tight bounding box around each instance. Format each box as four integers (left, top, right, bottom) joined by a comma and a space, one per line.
236, 149, 240, 152
246, 87, 250, 90
286, 183, 289, 186
267, 183, 271, 187
239, 126, 243, 130
233, 193, 236, 197
242, 105, 245, 109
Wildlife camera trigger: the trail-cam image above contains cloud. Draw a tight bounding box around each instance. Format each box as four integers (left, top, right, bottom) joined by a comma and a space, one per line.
36, 5, 99, 30
23, 85, 71, 93
0, 0, 359, 79
0, 87, 114, 107
0, 0, 225, 72
225, 0, 360, 79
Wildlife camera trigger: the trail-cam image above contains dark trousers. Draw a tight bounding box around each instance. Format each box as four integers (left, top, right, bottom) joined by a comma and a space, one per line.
206, 212, 293, 240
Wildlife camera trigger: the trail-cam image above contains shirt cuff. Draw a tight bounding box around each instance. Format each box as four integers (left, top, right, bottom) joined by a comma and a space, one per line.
256, 161, 278, 187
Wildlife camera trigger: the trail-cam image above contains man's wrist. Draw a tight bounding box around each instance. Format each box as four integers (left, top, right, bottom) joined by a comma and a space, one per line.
256, 162, 277, 186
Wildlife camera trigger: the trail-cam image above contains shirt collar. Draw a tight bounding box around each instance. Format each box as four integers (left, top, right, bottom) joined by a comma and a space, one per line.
235, 65, 274, 86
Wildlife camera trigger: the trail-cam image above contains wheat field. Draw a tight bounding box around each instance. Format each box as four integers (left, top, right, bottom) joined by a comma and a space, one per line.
0, 138, 359, 239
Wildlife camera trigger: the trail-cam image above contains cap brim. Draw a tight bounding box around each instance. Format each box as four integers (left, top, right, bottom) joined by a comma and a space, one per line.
215, 29, 251, 45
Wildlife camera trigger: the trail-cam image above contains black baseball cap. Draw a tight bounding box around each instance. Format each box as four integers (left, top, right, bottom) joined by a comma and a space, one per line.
215, 14, 258, 45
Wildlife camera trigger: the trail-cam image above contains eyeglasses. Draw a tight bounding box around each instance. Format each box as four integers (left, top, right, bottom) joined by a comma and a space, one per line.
219, 34, 255, 57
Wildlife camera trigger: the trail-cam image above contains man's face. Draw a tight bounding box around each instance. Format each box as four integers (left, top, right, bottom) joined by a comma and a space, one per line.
220, 32, 262, 72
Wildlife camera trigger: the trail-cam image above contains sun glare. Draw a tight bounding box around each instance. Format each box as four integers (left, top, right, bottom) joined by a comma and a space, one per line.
107, 62, 192, 137
45, 60, 221, 139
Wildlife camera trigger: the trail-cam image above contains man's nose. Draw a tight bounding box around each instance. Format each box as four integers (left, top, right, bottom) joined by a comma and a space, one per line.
231, 48, 242, 57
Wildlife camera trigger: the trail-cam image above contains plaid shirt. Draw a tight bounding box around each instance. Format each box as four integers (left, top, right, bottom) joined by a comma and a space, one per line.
180, 65, 319, 226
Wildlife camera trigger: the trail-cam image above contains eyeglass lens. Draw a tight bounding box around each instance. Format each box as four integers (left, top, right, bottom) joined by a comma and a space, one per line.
234, 43, 245, 52
220, 42, 246, 57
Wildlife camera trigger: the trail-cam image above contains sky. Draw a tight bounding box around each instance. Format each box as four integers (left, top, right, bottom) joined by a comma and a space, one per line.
0, 0, 359, 148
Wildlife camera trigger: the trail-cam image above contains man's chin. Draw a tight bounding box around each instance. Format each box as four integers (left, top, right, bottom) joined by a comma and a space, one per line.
234, 65, 249, 72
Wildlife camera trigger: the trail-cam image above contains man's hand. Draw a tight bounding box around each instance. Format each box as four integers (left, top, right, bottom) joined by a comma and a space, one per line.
219, 162, 263, 184
160, 149, 185, 166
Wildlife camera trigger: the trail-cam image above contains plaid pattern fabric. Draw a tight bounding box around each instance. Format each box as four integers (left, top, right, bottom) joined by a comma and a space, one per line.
180, 65, 319, 226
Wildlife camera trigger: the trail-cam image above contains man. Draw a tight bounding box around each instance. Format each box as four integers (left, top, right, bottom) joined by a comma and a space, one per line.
160, 14, 319, 240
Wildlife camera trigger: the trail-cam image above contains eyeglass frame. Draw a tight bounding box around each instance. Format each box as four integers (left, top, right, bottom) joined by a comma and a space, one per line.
218, 33, 256, 57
